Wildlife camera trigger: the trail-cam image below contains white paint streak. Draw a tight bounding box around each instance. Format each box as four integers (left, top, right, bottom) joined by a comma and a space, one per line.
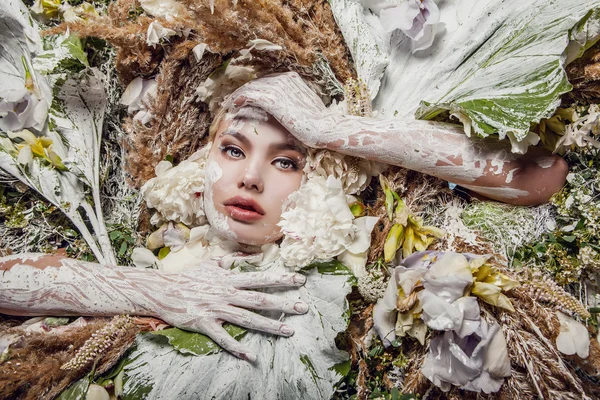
535, 156, 556, 169
461, 184, 529, 200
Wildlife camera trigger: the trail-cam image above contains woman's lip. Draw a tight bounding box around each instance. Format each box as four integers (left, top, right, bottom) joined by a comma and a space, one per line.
223, 196, 266, 215
224, 205, 264, 222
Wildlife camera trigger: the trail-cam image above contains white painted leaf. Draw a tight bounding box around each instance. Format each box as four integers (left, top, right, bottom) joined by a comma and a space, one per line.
123, 261, 352, 399
331, 0, 600, 147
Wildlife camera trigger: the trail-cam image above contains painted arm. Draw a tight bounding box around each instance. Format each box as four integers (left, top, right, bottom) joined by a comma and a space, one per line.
225, 73, 568, 205
0, 253, 308, 361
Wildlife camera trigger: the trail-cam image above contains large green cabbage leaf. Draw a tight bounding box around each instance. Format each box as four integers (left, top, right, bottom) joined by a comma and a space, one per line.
330, 0, 600, 150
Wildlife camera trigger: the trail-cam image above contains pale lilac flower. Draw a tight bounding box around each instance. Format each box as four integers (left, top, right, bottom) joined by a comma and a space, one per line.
379, 0, 440, 53
421, 319, 511, 393
0, 87, 49, 132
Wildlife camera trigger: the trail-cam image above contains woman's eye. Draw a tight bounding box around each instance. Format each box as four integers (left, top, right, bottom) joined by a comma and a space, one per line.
221, 146, 244, 159
274, 158, 297, 171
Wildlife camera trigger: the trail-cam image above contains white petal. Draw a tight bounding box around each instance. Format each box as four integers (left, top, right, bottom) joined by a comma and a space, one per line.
131, 247, 161, 269
247, 39, 283, 51
193, 43, 208, 61
379, 2, 420, 32
17, 146, 33, 166
121, 77, 144, 106
556, 311, 590, 358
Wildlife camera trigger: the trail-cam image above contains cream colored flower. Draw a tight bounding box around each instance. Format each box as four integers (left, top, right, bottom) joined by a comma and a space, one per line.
304, 149, 386, 195
146, 21, 178, 48
121, 77, 157, 125
196, 64, 257, 112
555, 311, 590, 358
139, 0, 186, 21
279, 176, 358, 269
141, 143, 211, 226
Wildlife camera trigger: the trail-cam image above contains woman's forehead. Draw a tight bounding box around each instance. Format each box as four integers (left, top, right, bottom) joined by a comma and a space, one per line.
218, 117, 305, 154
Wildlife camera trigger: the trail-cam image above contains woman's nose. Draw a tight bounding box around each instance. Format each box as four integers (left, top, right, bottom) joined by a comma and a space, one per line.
239, 165, 264, 193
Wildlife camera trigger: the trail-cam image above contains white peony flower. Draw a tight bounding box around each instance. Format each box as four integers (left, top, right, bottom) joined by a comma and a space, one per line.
304, 149, 386, 195
378, 0, 440, 53
279, 176, 358, 269
139, 0, 186, 21
146, 21, 178, 48
120, 77, 157, 125
141, 143, 212, 226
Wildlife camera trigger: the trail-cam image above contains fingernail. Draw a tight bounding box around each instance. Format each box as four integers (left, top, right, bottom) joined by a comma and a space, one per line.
280, 325, 294, 336
241, 352, 257, 363
293, 274, 306, 285
294, 302, 308, 314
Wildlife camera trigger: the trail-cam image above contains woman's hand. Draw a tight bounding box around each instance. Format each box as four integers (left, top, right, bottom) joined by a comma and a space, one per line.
226, 72, 567, 206
0, 254, 308, 361
149, 261, 309, 361
224, 72, 334, 148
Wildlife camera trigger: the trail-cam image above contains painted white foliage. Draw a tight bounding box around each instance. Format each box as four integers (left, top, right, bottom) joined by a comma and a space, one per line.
123, 259, 352, 400
330, 0, 600, 152
0, 2, 115, 264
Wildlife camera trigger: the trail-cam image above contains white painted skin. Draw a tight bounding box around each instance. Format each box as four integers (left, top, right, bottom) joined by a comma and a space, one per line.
0, 254, 309, 361
223, 72, 568, 206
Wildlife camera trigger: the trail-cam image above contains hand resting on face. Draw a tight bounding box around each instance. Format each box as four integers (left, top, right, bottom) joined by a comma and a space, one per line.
0, 254, 308, 361
225, 72, 568, 206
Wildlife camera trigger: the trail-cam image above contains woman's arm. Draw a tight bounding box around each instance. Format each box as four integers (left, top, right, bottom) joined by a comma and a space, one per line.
0, 253, 309, 361
225, 73, 568, 205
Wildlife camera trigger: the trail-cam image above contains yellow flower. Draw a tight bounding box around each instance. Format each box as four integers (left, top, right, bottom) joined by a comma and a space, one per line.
7, 129, 67, 170
31, 0, 62, 20
469, 260, 518, 311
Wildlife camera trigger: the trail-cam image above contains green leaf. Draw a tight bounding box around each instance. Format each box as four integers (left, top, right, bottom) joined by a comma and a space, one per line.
562, 235, 577, 243
336, 0, 600, 149
149, 324, 246, 356
57, 378, 89, 400
329, 359, 351, 377
61, 35, 89, 67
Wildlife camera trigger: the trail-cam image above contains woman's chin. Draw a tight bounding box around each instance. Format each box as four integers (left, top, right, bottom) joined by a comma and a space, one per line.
228, 224, 283, 247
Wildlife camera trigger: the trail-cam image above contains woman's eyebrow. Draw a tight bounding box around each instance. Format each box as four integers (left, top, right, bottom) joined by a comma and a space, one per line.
220, 130, 252, 148
271, 142, 306, 155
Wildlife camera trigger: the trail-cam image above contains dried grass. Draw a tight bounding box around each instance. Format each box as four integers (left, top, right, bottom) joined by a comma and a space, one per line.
45, 0, 355, 186
0, 317, 141, 400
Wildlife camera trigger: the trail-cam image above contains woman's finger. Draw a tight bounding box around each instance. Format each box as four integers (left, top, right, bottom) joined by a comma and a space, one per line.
228, 271, 306, 289
194, 321, 257, 362
226, 289, 308, 314
214, 306, 296, 337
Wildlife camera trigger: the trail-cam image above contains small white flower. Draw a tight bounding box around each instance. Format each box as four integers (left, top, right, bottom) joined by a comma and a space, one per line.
141, 143, 212, 226
506, 131, 540, 154
121, 77, 157, 125
139, 0, 186, 21
279, 176, 358, 269
378, 0, 440, 53
146, 21, 178, 48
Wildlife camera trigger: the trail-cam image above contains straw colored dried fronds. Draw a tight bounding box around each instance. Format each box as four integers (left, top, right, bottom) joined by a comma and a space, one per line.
486, 288, 600, 399
522, 272, 591, 319
0, 317, 141, 400
46, 0, 355, 186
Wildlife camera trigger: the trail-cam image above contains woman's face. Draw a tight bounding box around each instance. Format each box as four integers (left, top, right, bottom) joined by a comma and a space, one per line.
204, 113, 305, 246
